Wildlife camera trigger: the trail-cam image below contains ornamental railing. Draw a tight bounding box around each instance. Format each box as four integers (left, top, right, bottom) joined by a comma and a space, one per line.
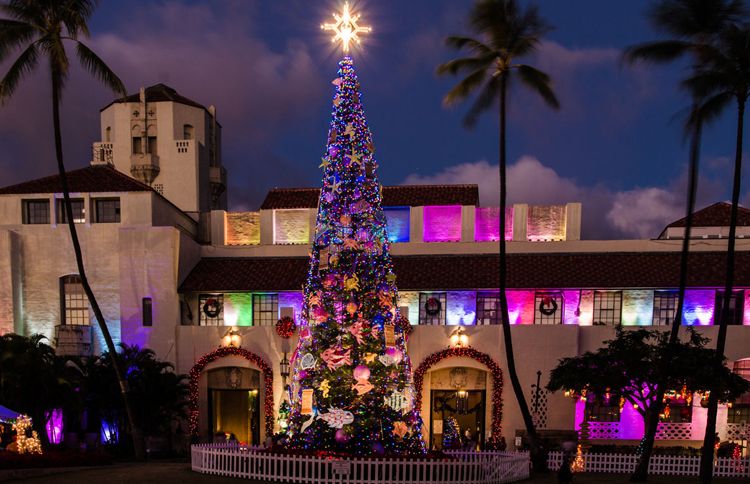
548, 451, 749, 478
191, 444, 530, 484
726, 423, 749, 441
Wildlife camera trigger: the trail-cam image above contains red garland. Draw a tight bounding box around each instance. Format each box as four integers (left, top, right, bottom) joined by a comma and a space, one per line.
413, 346, 503, 444
188, 346, 274, 437
275, 316, 297, 339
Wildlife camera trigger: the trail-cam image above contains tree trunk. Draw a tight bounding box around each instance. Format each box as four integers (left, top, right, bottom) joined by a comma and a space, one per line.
699, 98, 744, 484
50, 69, 145, 461
496, 73, 545, 471
631, 118, 703, 482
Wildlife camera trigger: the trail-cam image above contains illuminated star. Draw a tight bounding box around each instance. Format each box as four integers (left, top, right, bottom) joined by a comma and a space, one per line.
321, 2, 372, 54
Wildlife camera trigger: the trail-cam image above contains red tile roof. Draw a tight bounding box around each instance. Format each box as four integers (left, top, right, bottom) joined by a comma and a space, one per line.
666, 202, 750, 228
260, 185, 480, 210
0, 164, 154, 195
103, 83, 205, 110
178, 251, 750, 292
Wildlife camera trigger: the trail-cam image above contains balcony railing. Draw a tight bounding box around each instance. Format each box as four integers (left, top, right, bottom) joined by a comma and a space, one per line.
92, 142, 113, 165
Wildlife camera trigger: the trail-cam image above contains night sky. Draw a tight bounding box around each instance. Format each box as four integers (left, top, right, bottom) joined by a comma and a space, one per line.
0, 1, 748, 239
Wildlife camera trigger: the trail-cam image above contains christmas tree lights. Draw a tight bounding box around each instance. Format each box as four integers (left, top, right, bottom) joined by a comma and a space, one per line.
280, 55, 425, 456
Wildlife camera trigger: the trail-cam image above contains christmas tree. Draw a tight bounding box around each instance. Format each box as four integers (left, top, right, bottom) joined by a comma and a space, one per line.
281, 56, 425, 456
441, 416, 461, 450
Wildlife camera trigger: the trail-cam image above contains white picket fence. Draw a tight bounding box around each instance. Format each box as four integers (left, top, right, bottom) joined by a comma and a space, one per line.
548, 451, 750, 478
191, 444, 530, 483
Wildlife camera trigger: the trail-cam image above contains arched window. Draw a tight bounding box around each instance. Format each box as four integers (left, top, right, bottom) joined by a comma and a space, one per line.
183, 124, 194, 140
60, 275, 89, 325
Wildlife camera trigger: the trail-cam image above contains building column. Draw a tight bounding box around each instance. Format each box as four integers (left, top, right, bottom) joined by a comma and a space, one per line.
565, 203, 582, 241
512, 204, 528, 242
260, 209, 274, 245
461, 205, 475, 243
410, 206, 424, 243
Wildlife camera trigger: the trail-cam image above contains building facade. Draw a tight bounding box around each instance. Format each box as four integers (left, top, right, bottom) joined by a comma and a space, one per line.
1, 86, 749, 452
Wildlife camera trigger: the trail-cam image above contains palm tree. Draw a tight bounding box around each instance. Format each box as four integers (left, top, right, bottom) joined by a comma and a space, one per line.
682, 23, 750, 483
437, 0, 559, 470
624, 2, 745, 480
0, 0, 144, 459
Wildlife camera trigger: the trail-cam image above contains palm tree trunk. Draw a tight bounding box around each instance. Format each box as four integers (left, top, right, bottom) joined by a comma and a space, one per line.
50, 69, 145, 461
496, 72, 544, 471
632, 118, 703, 482
699, 98, 745, 484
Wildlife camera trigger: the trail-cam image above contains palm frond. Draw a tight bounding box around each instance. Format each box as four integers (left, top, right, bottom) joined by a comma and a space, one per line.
445, 35, 493, 56
623, 40, 693, 64
0, 42, 39, 103
437, 54, 495, 77
1, 1, 45, 26
516, 64, 560, 110
649, 0, 746, 40
690, 91, 734, 126
0, 19, 36, 62
442, 67, 489, 107
76, 41, 126, 95
464, 75, 501, 128
60, 0, 99, 38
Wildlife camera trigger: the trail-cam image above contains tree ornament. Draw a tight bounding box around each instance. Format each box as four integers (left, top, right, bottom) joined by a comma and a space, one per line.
300, 353, 317, 370
335, 428, 350, 443
312, 306, 329, 324
347, 320, 365, 344
363, 352, 378, 364
353, 365, 371, 380
346, 301, 358, 315
385, 392, 408, 413
344, 274, 360, 291
352, 378, 374, 395
318, 408, 354, 429
320, 379, 331, 398
385, 347, 403, 364
321, 346, 352, 370
392, 421, 408, 439
343, 238, 360, 250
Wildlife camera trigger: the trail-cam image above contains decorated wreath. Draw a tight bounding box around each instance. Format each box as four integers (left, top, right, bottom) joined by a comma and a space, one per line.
424, 297, 442, 316
202, 297, 221, 318
538, 296, 558, 316
275, 316, 297, 339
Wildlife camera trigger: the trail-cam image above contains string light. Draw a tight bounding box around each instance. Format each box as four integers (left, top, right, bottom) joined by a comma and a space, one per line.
279, 56, 425, 456
413, 346, 504, 446
12, 415, 42, 455
188, 346, 274, 437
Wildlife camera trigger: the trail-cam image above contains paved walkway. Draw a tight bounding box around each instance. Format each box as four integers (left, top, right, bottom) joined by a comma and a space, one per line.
7, 463, 749, 484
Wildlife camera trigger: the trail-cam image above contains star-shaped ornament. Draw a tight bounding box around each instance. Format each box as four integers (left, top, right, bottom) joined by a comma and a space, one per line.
319, 157, 330, 169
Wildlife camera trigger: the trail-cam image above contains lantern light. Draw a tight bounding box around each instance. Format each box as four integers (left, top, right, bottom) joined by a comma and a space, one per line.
449, 327, 469, 348
221, 327, 242, 348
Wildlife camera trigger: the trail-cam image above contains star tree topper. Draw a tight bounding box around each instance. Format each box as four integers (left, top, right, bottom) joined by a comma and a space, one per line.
321, 2, 371, 54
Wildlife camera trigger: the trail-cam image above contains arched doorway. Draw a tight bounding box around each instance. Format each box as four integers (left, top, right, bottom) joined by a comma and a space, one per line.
414, 347, 503, 448
189, 347, 273, 443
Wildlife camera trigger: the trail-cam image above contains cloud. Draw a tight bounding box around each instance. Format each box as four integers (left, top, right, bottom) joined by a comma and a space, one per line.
0, 1, 323, 209
402, 156, 731, 240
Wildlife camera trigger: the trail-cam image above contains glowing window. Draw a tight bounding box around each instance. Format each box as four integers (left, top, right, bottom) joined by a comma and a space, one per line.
60, 275, 89, 326
653, 291, 678, 326
585, 393, 621, 422
419, 292, 446, 325
534, 292, 564, 325
199, 294, 224, 326
252, 294, 278, 326
476, 292, 500, 325
715, 290, 744, 326
423, 206, 461, 242
593, 291, 622, 326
